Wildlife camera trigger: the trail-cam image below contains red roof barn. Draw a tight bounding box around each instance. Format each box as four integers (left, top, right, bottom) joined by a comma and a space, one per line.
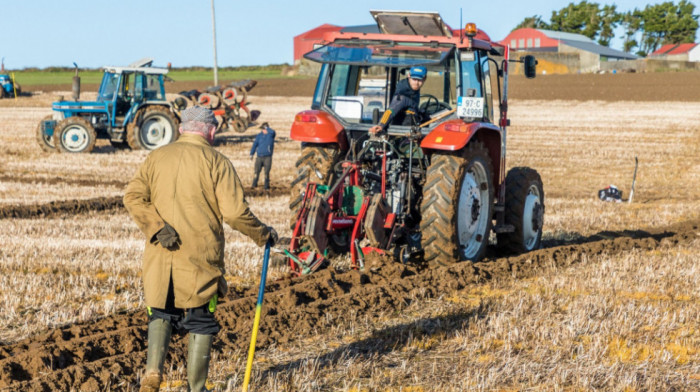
650, 43, 700, 61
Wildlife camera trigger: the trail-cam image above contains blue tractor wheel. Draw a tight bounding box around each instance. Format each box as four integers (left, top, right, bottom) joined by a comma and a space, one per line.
36, 115, 57, 152
126, 106, 179, 150
53, 116, 97, 153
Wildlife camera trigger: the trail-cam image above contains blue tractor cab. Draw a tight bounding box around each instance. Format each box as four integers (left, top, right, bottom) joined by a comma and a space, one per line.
37, 59, 180, 153
0, 74, 20, 98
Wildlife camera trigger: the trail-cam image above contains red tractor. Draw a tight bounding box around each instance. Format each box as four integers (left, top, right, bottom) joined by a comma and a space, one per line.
286, 11, 544, 275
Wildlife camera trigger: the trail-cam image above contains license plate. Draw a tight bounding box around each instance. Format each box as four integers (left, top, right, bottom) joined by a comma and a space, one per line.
457, 96, 484, 118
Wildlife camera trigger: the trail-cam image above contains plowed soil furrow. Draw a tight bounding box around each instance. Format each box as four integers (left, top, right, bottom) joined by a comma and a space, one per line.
0, 175, 128, 189
0, 187, 290, 220
1, 221, 697, 391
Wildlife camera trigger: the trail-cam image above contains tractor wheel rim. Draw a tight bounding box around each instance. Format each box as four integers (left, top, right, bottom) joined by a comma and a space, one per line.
457, 161, 489, 259
522, 185, 542, 250
141, 115, 172, 148
62, 125, 89, 152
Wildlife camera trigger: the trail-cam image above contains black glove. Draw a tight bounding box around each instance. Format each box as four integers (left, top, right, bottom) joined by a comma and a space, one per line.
266, 226, 278, 247
156, 223, 180, 249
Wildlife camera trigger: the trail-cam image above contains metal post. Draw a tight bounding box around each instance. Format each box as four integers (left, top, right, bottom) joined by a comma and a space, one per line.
210, 0, 219, 86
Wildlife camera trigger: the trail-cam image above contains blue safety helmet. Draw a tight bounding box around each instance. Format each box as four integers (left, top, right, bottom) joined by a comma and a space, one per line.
409, 66, 427, 80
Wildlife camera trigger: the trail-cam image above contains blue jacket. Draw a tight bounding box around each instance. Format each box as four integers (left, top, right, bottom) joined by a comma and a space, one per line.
250, 127, 276, 157
378, 78, 421, 129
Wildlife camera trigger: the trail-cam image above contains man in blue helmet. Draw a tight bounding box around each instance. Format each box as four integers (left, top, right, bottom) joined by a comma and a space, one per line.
369, 65, 427, 134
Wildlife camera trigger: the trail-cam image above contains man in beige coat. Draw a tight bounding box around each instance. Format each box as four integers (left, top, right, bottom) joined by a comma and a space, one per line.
124, 106, 277, 392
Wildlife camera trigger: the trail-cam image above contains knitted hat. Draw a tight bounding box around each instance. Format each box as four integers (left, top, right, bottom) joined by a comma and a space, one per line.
181, 106, 218, 126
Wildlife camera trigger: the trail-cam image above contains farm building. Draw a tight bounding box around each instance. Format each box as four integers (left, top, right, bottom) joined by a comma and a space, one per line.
649, 43, 700, 62
499, 28, 637, 73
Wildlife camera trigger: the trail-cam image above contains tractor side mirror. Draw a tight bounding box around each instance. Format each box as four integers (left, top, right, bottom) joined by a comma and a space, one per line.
523, 55, 537, 79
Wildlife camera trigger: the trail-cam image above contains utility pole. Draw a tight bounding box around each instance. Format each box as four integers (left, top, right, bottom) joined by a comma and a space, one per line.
211, 0, 219, 85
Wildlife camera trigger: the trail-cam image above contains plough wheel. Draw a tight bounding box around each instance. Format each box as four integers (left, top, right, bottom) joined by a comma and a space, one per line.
289, 144, 340, 229
420, 141, 494, 266
197, 93, 220, 109
222, 87, 238, 105
234, 118, 247, 133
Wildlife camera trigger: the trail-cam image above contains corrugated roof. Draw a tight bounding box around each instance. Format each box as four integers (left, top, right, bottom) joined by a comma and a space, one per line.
560, 39, 638, 60
668, 43, 698, 54
538, 29, 594, 43
651, 44, 677, 55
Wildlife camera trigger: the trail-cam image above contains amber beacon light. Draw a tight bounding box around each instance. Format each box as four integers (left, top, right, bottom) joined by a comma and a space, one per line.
464, 23, 477, 37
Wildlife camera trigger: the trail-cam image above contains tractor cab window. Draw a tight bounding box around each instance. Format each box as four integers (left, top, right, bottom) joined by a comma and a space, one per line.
98, 72, 120, 101
308, 39, 454, 126
144, 74, 164, 100
459, 50, 494, 122
325, 64, 389, 123
419, 57, 457, 119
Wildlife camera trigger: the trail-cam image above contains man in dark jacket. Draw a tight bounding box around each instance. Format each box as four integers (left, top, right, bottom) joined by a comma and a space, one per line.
369, 66, 427, 135
250, 122, 276, 190
124, 106, 278, 392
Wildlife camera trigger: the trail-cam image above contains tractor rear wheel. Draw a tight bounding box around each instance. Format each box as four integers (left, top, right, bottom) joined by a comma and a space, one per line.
53, 116, 97, 153
420, 141, 494, 266
289, 144, 340, 229
36, 115, 56, 152
497, 167, 544, 254
127, 106, 179, 150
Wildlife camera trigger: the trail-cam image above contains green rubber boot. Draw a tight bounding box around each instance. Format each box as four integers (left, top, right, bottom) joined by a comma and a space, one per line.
187, 333, 214, 392
140, 318, 172, 392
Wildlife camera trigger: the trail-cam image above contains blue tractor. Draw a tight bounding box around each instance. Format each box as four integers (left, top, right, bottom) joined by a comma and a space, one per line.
0, 74, 21, 98
37, 59, 180, 153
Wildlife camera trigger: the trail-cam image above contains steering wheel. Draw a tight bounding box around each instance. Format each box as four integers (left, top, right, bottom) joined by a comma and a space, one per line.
419, 94, 451, 116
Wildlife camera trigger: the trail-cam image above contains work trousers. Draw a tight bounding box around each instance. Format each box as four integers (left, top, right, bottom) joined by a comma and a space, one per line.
148, 276, 220, 336
252, 155, 272, 189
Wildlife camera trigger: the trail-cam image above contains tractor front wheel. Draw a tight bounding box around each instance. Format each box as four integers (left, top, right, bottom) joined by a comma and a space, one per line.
497, 167, 544, 254
289, 144, 340, 229
53, 116, 96, 153
420, 141, 494, 266
127, 106, 179, 150
36, 115, 56, 153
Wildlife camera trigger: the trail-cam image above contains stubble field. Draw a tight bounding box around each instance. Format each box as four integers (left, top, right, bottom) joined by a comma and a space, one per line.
0, 73, 698, 391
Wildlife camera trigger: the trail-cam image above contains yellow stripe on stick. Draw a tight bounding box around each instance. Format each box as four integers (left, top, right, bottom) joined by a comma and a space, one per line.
242, 304, 263, 391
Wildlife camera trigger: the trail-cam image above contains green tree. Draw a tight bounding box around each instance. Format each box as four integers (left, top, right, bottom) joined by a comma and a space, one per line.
620, 10, 642, 53
513, 15, 549, 30
549, 1, 602, 40
637, 1, 698, 55
598, 4, 622, 46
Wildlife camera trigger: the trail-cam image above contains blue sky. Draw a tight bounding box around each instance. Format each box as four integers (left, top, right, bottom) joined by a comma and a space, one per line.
0, 0, 690, 69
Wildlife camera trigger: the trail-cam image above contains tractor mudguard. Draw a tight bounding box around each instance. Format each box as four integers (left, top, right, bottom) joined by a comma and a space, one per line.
291, 110, 348, 150
422, 119, 503, 201
420, 119, 500, 152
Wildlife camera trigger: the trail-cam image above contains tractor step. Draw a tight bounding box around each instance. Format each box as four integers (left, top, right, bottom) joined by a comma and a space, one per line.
493, 224, 515, 233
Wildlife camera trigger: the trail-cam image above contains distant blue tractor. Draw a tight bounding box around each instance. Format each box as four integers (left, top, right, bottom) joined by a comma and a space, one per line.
0, 74, 21, 98
37, 59, 180, 153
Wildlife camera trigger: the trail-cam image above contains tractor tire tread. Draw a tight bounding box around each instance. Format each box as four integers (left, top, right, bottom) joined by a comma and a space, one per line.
497, 167, 544, 254
288, 144, 340, 229
420, 141, 493, 266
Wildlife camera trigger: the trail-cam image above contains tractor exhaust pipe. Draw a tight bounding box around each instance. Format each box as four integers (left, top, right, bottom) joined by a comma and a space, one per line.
72, 62, 80, 101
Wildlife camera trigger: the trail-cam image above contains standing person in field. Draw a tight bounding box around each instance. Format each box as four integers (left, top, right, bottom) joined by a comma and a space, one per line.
249, 121, 276, 190
124, 106, 278, 392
